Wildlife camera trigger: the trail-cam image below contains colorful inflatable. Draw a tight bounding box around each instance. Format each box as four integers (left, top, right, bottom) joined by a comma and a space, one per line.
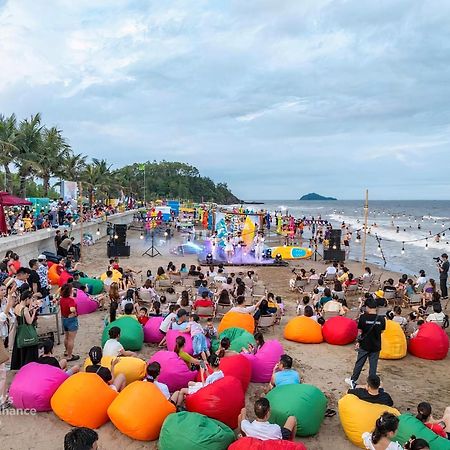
48, 264, 61, 285
159, 412, 235, 450
338, 394, 400, 448
185, 376, 245, 429
166, 330, 195, 355
270, 246, 313, 260
108, 381, 175, 441
211, 327, 255, 353
243, 339, 284, 383
102, 317, 144, 351
218, 312, 255, 335
284, 316, 323, 344
79, 277, 104, 295
100, 269, 122, 282
143, 316, 165, 343
83, 356, 146, 385
75, 289, 99, 315
392, 413, 450, 450
266, 384, 327, 437
58, 270, 73, 286
148, 351, 197, 392
10, 362, 68, 412
408, 323, 449, 360
51, 372, 118, 428
229, 437, 307, 450
322, 316, 358, 346
380, 320, 407, 360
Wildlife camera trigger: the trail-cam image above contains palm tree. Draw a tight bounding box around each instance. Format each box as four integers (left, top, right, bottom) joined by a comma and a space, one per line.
82, 158, 113, 206
0, 114, 18, 192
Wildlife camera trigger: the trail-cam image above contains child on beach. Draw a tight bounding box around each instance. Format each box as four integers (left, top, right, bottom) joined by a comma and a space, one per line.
158, 304, 180, 347
184, 314, 210, 361
138, 307, 149, 326
391, 306, 407, 328
204, 317, 217, 340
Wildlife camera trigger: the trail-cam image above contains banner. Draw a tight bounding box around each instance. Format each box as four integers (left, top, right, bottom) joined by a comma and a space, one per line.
61, 181, 78, 203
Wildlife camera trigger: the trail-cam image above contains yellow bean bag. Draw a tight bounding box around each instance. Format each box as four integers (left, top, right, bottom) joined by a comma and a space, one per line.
51, 372, 118, 428
108, 381, 175, 440
284, 316, 323, 344
218, 312, 255, 335
100, 269, 122, 282
380, 320, 407, 360
83, 356, 146, 386
338, 394, 400, 448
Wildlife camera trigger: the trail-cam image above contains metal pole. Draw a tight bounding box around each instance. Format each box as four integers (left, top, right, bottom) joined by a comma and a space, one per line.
361, 189, 369, 272
79, 182, 83, 262
143, 166, 146, 206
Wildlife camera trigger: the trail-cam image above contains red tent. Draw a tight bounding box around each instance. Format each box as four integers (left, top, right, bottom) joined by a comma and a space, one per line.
0, 192, 32, 235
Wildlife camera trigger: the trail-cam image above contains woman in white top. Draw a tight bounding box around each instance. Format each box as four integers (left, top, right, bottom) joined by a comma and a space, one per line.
362, 412, 403, 450
415, 270, 427, 291
425, 302, 446, 324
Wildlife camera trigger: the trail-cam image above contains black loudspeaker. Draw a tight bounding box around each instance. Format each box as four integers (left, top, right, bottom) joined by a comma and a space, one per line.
329, 229, 342, 249
113, 224, 127, 245
107, 243, 130, 257
323, 249, 345, 262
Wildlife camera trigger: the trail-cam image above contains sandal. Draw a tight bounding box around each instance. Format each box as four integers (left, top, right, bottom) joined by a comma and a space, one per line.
325, 408, 336, 418
67, 355, 80, 362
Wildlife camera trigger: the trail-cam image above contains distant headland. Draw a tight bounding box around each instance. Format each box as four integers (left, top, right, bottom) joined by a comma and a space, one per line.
299, 193, 337, 201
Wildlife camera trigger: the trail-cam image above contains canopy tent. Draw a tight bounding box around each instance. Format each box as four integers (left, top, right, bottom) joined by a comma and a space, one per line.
0, 192, 32, 235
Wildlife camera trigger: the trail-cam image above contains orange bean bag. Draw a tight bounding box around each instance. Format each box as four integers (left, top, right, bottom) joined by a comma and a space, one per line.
284, 316, 323, 344
83, 356, 146, 385
51, 372, 117, 428
108, 381, 175, 440
380, 320, 407, 360
48, 264, 61, 285
217, 312, 255, 335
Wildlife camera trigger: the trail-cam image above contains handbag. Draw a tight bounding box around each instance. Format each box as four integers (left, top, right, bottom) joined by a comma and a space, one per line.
16, 308, 39, 349
0, 339, 9, 365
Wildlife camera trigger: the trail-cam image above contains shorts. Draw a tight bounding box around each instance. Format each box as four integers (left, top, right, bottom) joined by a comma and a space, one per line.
63, 317, 79, 332
281, 427, 292, 440
192, 334, 208, 355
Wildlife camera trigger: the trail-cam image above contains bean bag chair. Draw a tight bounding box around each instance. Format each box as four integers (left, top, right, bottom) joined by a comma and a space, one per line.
9, 362, 68, 412
284, 316, 323, 344
51, 372, 118, 428
58, 270, 73, 286
392, 414, 450, 450
266, 384, 327, 437
79, 277, 104, 295
211, 327, 256, 353
144, 316, 164, 343
229, 437, 307, 450
166, 329, 210, 355
148, 351, 197, 392
102, 316, 144, 351
186, 376, 245, 429
380, 320, 407, 360
83, 356, 146, 385
218, 312, 255, 335
75, 289, 99, 315
159, 411, 235, 450
100, 269, 122, 282
242, 339, 284, 383
48, 264, 61, 285
322, 316, 358, 345
338, 394, 400, 448
108, 381, 175, 440
408, 323, 449, 360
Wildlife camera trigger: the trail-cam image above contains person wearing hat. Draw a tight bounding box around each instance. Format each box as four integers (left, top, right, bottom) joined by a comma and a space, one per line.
171, 308, 189, 331
345, 296, 386, 389
374, 290, 388, 307
37, 255, 49, 296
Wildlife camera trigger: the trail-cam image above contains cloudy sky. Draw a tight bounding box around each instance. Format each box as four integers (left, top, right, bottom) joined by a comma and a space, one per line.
1, 0, 450, 200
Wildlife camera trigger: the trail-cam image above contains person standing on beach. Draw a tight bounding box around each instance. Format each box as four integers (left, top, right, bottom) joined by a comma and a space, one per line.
438, 253, 449, 299
345, 296, 385, 389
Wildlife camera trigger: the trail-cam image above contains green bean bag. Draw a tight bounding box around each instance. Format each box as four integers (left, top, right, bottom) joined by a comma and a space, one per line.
101, 317, 144, 351
211, 327, 256, 353
266, 384, 327, 436
392, 414, 450, 450
158, 411, 235, 450
79, 277, 104, 295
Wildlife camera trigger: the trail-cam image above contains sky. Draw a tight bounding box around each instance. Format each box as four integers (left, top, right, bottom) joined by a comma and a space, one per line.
1, 0, 450, 200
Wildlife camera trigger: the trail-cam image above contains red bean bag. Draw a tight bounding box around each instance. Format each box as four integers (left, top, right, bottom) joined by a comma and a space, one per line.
284, 316, 323, 344
229, 437, 307, 449
58, 270, 73, 286
186, 375, 245, 429
322, 316, 358, 345
408, 323, 449, 360
144, 316, 164, 343
148, 351, 197, 392
75, 289, 99, 315
166, 329, 209, 355
243, 340, 284, 382
218, 312, 255, 335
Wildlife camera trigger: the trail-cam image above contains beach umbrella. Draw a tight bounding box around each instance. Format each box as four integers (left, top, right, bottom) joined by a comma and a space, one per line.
0, 192, 32, 234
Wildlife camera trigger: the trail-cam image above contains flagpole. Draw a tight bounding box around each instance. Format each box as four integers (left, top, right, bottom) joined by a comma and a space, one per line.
143, 165, 146, 206
361, 189, 369, 272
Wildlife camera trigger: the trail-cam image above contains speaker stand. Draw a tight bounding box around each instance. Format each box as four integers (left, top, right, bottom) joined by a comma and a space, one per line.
142, 232, 161, 258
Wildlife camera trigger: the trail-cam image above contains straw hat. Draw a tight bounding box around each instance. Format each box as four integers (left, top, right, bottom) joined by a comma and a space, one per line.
375, 290, 384, 298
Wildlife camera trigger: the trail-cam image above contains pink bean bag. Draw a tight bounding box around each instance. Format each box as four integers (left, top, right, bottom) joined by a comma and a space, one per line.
58, 270, 73, 287
143, 317, 164, 343
166, 329, 209, 355
408, 323, 449, 360
322, 316, 358, 346
148, 351, 197, 392
10, 362, 68, 412
75, 289, 99, 315
243, 340, 284, 383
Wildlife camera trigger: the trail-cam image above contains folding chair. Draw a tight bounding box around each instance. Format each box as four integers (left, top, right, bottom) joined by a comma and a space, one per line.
156, 279, 172, 290
216, 303, 233, 317
345, 284, 359, 296
322, 310, 341, 320
169, 273, 182, 284
257, 314, 276, 332
194, 306, 215, 319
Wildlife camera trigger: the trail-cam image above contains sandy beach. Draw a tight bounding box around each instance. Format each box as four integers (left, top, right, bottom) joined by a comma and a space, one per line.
2, 229, 449, 450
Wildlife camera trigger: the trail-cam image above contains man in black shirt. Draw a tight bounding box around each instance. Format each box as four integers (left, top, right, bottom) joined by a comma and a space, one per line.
38, 340, 80, 374
55, 230, 62, 253
345, 296, 386, 389
438, 253, 449, 299
28, 259, 42, 296
347, 374, 393, 407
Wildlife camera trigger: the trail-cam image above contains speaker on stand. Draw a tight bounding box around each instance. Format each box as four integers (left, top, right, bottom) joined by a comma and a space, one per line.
323, 229, 345, 262
107, 224, 130, 257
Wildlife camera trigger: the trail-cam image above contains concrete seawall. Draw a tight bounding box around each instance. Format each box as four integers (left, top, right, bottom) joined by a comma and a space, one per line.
0, 210, 137, 262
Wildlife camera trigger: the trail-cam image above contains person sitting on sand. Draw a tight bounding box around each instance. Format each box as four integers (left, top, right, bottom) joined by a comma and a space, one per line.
85, 346, 126, 392
297, 295, 311, 315
64, 427, 99, 450
117, 302, 139, 320
137, 307, 149, 326
347, 374, 394, 407
404, 438, 430, 450
241, 332, 265, 354
145, 361, 180, 405
216, 337, 238, 358
268, 354, 300, 391
416, 401, 450, 438
425, 302, 447, 326
390, 306, 407, 328
304, 305, 318, 322
38, 340, 80, 375
102, 326, 137, 357
239, 397, 297, 441
362, 412, 402, 450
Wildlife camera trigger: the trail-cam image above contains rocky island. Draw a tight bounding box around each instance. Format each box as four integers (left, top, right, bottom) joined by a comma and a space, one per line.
299, 193, 337, 201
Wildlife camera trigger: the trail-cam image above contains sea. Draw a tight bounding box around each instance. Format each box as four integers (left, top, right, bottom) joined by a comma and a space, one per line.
233, 200, 450, 278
